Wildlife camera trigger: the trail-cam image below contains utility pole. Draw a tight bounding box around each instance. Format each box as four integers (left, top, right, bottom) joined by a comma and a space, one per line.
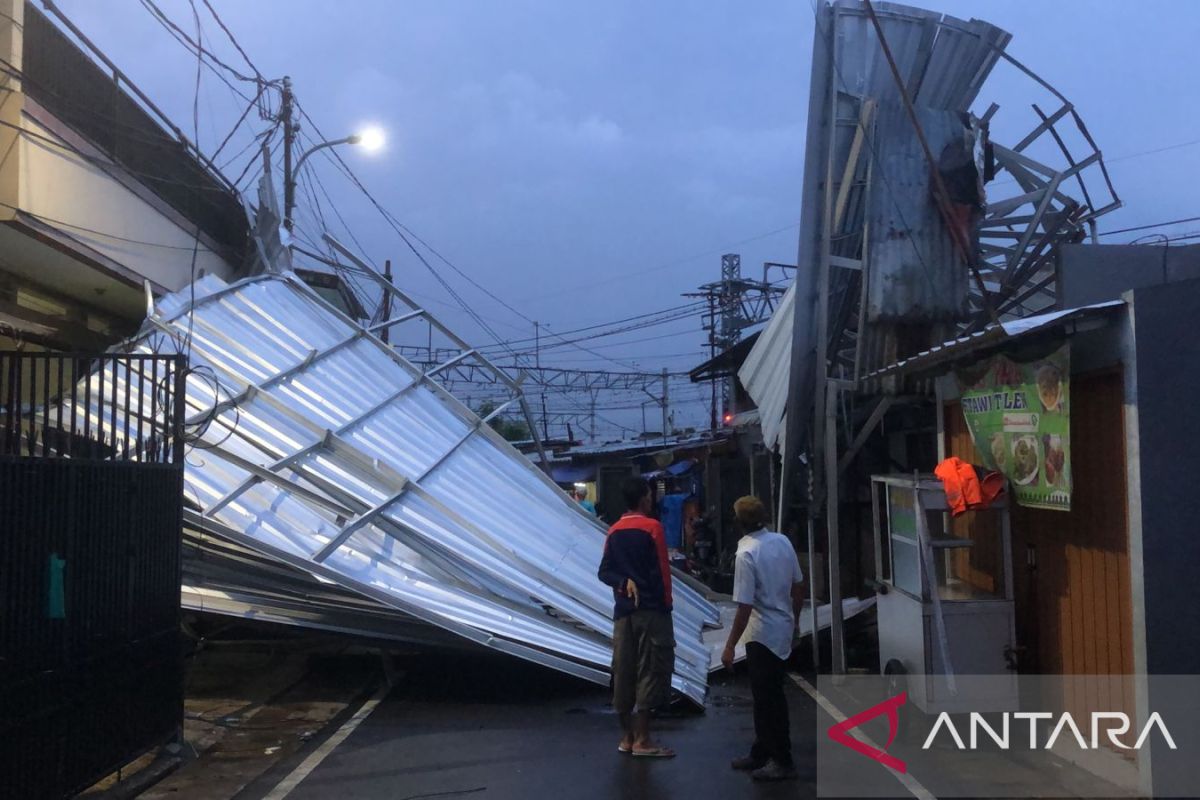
661, 367, 669, 444
684, 254, 785, 431
534, 321, 540, 368
380, 259, 393, 344
588, 392, 596, 442
280, 76, 296, 233
540, 393, 549, 442
707, 294, 717, 430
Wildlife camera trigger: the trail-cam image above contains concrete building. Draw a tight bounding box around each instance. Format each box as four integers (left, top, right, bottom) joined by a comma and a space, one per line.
0, 0, 250, 352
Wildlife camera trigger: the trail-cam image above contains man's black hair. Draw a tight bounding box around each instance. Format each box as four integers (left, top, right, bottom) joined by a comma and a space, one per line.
622, 476, 650, 511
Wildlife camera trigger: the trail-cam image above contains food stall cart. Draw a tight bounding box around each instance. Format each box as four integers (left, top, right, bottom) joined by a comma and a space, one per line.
870, 474, 1019, 714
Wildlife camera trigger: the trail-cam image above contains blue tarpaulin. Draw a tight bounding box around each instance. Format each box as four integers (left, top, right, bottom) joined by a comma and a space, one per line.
659, 493, 690, 549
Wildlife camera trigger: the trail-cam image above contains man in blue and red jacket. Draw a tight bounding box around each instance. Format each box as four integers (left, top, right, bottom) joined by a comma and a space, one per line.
597, 476, 676, 758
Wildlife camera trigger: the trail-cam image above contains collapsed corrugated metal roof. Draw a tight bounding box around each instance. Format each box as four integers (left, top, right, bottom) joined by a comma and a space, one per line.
772, 0, 1014, 458
741, 0, 1119, 456
739, 282, 794, 451
73, 272, 721, 704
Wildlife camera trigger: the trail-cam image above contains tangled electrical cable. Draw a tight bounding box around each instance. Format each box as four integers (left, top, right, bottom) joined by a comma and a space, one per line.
145, 327, 241, 455
178, 364, 240, 450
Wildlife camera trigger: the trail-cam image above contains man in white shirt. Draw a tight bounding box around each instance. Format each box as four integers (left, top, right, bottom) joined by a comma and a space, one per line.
720, 495, 804, 782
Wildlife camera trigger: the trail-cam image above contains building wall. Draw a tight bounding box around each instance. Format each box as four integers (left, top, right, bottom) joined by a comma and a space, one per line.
1130, 278, 1200, 674
16, 113, 236, 290
945, 369, 1134, 687
0, 0, 22, 220
0, 0, 244, 349
1059, 242, 1200, 309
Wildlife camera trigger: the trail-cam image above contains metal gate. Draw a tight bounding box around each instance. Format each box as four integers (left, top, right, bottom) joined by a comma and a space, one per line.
0, 351, 186, 799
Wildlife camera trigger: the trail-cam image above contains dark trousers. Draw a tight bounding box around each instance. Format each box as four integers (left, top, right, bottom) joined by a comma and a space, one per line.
746, 641, 792, 767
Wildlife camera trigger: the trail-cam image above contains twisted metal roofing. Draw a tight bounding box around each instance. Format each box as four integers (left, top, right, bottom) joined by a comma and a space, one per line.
75, 272, 720, 703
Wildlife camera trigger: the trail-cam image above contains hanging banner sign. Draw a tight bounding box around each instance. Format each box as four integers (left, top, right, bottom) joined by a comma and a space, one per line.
958, 344, 1070, 511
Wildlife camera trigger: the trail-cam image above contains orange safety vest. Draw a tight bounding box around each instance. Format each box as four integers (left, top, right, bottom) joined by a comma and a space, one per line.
934, 457, 1005, 517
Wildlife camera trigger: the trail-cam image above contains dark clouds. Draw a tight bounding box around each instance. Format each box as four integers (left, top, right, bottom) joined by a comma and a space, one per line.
54, 1, 1200, 431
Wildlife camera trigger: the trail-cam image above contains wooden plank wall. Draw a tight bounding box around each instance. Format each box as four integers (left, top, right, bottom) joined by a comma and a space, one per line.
945, 369, 1134, 725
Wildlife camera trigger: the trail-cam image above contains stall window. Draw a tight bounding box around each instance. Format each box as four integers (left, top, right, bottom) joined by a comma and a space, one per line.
934, 510, 1006, 602
886, 486, 922, 597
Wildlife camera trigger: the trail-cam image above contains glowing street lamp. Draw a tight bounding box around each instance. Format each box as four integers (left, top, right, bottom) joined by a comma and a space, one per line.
351, 126, 386, 153
284, 123, 385, 231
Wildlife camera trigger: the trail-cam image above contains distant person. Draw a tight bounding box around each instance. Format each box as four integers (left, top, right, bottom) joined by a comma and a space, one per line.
597, 476, 676, 758
721, 495, 804, 782
574, 486, 597, 515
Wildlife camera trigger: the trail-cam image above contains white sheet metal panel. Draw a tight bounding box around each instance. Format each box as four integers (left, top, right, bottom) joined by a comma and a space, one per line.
739, 281, 795, 451
74, 273, 719, 703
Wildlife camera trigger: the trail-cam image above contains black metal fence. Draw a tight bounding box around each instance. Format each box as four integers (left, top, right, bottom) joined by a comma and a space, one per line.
1, 351, 187, 463
0, 351, 186, 799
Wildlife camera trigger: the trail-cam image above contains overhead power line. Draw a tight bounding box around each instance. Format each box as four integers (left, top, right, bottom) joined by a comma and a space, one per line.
293, 103, 646, 371
475, 304, 707, 357
476, 301, 708, 350
138, 0, 258, 90
1099, 214, 1200, 237
199, 0, 268, 83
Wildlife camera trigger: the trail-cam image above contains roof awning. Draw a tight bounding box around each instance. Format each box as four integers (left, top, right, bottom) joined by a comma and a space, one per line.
689, 333, 761, 382
862, 301, 1124, 381
738, 282, 795, 451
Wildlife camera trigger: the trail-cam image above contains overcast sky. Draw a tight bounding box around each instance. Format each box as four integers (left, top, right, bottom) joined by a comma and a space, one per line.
52, 1, 1200, 437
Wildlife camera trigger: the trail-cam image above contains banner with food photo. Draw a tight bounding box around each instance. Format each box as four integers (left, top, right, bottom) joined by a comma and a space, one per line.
957, 344, 1070, 511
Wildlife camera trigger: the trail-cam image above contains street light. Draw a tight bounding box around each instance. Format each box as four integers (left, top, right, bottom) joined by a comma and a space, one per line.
355, 126, 386, 153
283, 128, 384, 232
280, 76, 386, 232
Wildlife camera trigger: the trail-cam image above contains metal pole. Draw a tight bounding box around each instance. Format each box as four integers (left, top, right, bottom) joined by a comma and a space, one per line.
380, 259, 393, 344
281, 76, 296, 233
808, 515, 820, 668
825, 381, 845, 675
535, 321, 540, 368
661, 367, 669, 443
768, 454, 778, 530
541, 393, 549, 442
779, 0, 833, 540
708, 294, 718, 431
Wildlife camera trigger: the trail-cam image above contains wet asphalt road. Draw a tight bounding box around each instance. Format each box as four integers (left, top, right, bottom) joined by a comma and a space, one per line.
256, 652, 819, 800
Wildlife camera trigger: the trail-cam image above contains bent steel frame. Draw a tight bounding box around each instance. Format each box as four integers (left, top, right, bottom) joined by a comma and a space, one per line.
759, 0, 1121, 674
81, 270, 719, 704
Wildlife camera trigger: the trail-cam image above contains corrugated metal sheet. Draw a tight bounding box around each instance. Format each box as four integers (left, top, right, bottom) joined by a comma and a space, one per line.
747, 1, 1009, 451
181, 517, 467, 649
831, 1, 1010, 112
865, 102, 970, 321
861, 300, 1123, 380
739, 282, 795, 451
75, 273, 720, 704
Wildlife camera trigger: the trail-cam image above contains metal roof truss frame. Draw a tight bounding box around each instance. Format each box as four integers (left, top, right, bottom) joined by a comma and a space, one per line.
75, 268, 720, 704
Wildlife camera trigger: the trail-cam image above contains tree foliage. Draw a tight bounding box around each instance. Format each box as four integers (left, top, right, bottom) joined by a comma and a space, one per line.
477, 401, 531, 442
